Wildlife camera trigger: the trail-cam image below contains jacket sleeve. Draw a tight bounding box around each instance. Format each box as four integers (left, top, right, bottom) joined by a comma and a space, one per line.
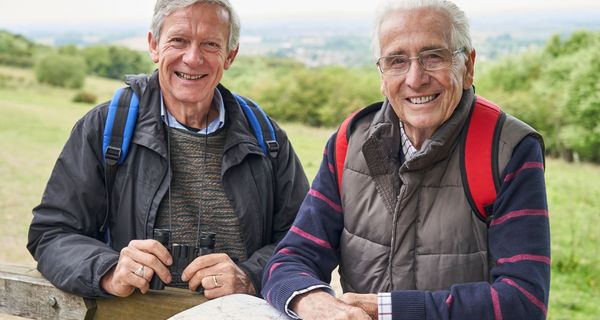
390, 136, 550, 320
27, 106, 120, 298
261, 136, 343, 314
238, 121, 310, 295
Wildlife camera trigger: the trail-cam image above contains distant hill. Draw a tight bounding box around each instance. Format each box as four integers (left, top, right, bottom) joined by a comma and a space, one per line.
0, 30, 50, 67
2, 10, 600, 67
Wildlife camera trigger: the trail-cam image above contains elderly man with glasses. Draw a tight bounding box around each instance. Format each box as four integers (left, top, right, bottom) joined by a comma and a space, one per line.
262, 0, 550, 319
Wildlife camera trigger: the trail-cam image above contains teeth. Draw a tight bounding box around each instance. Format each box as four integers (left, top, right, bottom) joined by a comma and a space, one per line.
409, 95, 436, 104
176, 72, 203, 80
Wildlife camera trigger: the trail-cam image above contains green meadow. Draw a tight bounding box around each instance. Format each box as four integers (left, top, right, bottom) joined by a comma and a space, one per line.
0, 65, 598, 319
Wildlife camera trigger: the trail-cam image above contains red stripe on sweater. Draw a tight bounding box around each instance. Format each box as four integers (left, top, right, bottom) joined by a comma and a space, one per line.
490, 209, 548, 226
308, 189, 342, 212
290, 226, 333, 249
491, 287, 503, 320
268, 262, 283, 280
503, 162, 544, 183
328, 162, 335, 174
445, 295, 453, 308
497, 254, 551, 266
501, 278, 547, 315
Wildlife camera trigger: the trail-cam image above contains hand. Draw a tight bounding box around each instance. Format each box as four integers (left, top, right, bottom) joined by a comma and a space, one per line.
100, 239, 172, 297
340, 292, 378, 319
291, 290, 371, 320
181, 253, 255, 299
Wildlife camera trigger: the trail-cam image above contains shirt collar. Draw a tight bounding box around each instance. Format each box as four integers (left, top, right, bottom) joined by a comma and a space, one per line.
160, 88, 226, 135
399, 121, 418, 161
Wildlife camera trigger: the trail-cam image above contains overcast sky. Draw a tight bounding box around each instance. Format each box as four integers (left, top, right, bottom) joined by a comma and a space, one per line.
1, 0, 599, 28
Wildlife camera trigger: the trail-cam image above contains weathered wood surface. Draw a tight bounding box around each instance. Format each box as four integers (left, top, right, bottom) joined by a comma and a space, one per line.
0, 264, 89, 319
0, 263, 209, 319
169, 294, 290, 320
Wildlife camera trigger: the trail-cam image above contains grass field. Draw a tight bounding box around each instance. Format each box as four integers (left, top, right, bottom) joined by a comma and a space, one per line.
0, 66, 598, 319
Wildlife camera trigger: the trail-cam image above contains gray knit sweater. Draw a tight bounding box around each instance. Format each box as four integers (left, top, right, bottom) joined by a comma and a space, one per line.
155, 127, 248, 263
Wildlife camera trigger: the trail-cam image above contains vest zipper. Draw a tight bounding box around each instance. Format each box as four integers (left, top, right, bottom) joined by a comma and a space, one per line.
389, 175, 407, 290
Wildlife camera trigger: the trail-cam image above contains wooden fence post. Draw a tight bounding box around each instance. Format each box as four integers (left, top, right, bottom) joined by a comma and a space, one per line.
0, 263, 208, 319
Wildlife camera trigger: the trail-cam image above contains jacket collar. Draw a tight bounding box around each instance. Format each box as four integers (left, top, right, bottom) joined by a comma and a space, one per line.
126, 72, 264, 169
129, 71, 168, 158
218, 84, 265, 173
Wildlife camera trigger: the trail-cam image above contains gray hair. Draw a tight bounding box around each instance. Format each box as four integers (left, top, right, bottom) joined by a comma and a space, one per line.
151, 0, 241, 52
372, 0, 472, 60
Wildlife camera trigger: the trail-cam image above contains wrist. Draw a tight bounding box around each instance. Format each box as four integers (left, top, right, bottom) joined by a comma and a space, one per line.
100, 268, 115, 295
291, 290, 333, 315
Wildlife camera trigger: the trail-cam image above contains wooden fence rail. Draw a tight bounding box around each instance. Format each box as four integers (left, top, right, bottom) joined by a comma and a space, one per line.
0, 263, 208, 320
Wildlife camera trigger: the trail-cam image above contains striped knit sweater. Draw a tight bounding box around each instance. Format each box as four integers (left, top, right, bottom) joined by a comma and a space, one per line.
262, 135, 550, 320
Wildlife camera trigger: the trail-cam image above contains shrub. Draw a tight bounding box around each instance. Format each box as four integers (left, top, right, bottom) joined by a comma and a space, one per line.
72, 90, 97, 104
35, 53, 86, 88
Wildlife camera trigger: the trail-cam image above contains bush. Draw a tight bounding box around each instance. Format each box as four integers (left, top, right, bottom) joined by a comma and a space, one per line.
35, 53, 86, 88
81, 45, 154, 80
72, 90, 97, 104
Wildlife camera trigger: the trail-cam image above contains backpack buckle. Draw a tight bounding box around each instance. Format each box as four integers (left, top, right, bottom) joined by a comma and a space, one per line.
104, 146, 122, 166
266, 140, 279, 158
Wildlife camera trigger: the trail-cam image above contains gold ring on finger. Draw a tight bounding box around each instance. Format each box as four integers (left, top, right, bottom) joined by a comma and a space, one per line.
212, 274, 220, 288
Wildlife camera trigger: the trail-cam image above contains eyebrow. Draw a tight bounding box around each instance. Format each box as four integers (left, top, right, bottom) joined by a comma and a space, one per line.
384, 46, 447, 56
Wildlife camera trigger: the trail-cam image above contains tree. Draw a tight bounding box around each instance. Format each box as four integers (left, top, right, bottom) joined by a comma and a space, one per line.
35, 53, 86, 88
81, 45, 153, 80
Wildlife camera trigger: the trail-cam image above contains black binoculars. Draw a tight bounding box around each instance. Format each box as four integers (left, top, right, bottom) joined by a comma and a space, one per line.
149, 228, 216, 292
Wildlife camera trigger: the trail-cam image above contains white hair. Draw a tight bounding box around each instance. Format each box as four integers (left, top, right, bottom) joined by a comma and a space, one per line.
372, 0, 472, 61
151, 0, 241, 52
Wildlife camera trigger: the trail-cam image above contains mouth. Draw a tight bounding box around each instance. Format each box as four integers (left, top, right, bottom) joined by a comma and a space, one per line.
406, 94, 439, 105
175, 71, 206, 81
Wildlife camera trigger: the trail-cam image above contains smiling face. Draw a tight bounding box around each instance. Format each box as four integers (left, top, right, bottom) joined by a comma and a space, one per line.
148, 2, 238, 112
378, 8, 474, 144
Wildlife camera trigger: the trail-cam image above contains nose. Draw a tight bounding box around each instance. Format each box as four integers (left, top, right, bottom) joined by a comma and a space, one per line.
404, 59, 429, 89
182, 45, 203, 67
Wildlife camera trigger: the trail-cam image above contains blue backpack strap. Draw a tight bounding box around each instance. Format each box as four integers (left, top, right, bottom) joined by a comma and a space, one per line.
103, 87, 139, 165
233, 94, 279, 158
100, 87, 139, 244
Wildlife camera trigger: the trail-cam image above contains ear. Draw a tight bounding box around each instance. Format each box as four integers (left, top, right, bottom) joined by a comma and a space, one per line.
463, 49, 476, 89
224, 45, 239, 70
148, 32, 159, 63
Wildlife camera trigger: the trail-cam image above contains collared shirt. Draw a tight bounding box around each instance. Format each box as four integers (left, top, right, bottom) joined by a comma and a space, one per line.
399, 120, 418, 160
160, 88, 226, 135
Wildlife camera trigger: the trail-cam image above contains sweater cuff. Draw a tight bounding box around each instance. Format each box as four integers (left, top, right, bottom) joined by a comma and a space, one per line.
391, 290, 425, 320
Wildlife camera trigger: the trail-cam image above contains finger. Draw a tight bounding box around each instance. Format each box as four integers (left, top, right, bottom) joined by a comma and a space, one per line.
201, 275, 232, 299
132, 264, 156, 283
127, 267, 151, 293
188, 266, 222, 291
129, 239, 173, 266
182, 253, 230, 282
121, 243, 172, 284
113, 261, 150, 292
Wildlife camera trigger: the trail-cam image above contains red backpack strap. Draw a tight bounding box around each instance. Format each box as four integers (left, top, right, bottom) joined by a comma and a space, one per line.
334, 113, 356, 192
333, 102, 383, 193
460, 95, 506, 222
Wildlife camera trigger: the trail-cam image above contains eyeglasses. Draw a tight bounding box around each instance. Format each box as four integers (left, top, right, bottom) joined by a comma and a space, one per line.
376, 48, 465, 75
